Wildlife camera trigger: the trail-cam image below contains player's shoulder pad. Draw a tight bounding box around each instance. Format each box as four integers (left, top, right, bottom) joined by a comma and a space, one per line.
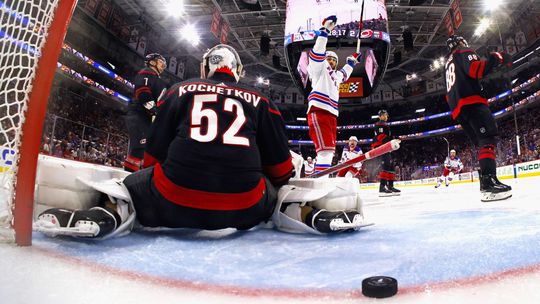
137, 67, 158, 76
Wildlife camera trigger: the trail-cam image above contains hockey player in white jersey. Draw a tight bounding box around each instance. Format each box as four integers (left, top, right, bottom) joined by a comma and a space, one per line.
304, 156, 315, 177
435, 149, 464, 188
337, 136, 363, 178
307, 15, 361, 176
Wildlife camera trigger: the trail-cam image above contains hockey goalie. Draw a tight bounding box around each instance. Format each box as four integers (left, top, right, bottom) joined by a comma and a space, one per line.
34, 44, 371, 240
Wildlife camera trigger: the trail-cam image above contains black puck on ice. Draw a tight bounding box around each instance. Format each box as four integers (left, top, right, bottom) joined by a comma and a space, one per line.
361, 276, 398, 298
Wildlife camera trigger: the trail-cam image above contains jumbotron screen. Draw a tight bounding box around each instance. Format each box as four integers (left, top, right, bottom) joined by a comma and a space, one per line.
285, 0, 388, 41
284, 0, 390, 100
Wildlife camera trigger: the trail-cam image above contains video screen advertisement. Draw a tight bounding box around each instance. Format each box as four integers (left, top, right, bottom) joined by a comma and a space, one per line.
284, 0, 390, 101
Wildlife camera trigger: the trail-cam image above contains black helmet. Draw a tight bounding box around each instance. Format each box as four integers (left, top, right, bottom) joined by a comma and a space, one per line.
378, 109, 388, 116
144, 53, 166, 66
446, 35, 468, 52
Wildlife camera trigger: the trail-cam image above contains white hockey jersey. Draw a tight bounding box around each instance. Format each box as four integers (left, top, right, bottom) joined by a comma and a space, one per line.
307, 31, 354, 117
304, 160, 315, 176
444, 156, 463, 171
340, 146, 363, 169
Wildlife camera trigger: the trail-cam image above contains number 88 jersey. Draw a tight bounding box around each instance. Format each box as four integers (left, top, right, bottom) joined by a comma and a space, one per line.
444, 47, 501, 120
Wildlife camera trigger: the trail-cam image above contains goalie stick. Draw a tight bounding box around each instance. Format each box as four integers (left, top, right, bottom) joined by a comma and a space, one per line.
309, 139, 401, 178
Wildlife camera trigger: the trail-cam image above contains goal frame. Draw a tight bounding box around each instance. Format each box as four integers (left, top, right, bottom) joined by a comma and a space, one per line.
10, 0, 78, 246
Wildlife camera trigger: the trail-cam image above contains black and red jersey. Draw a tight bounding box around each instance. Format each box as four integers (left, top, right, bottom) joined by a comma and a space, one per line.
131, 67, 167, 115
371, 120, 391, 149
143, 74, 293, 211
444, 47, 504, 119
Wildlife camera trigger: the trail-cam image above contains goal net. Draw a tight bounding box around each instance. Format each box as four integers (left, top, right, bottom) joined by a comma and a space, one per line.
0, 0, 76, 245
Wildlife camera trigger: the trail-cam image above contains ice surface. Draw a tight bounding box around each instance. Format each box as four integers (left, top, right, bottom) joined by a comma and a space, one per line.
1, 176, 540, 303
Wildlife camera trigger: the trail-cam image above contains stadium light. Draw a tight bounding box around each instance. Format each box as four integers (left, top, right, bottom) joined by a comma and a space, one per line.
371, 115, 379, 119
182, 24, 199, 46
165, 0, 185, 17
297, 117, 307, 121
484, 0, 503, 11
474, 18, 491, 37
257, 77, 264, 84
415, 108, 426, 113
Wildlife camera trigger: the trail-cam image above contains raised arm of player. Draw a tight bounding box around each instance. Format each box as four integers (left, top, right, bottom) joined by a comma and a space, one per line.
336, 52, 361, 84
457, 48, 512, 80
257, 98, 293, 186
307, 15, 337, 78
143, 85, 181, 167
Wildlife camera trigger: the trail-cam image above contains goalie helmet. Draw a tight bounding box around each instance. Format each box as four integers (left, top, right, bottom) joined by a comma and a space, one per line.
326, 51, 338, 69
201, 44, 243, 82
446, 35, 468, 52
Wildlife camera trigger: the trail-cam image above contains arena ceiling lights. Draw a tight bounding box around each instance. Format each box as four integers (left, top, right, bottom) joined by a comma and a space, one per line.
163, 0, 185, 17
474, 18, 491, 37
181, 24, 199, 46
485, 0, 504, 11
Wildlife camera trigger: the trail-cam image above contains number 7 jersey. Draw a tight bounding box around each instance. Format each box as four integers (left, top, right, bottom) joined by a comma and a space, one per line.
444, 47, 503, 120
142, 77, 293, 209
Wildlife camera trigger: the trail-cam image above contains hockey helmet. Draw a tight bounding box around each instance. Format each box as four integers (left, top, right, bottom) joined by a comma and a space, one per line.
326, 51, 338, 69
145, 53, 166, 66
378, 109, 388, 117
446, 35, 468, 52
450, 149, 456, 154
349, 136, 358, 142
201, 44, 243, 82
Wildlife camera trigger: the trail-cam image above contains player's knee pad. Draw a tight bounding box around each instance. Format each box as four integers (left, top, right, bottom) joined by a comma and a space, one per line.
448, 172, 455, 181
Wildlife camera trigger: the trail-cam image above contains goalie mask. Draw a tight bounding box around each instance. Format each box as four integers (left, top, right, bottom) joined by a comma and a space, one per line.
201, 44, 243, 82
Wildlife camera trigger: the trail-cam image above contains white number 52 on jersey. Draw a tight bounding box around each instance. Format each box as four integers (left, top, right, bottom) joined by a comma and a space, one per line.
190, 94, 250, 147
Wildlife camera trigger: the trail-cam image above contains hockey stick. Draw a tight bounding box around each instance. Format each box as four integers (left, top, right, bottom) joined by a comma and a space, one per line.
356, 0, 365, 54
309, 139, 401, 178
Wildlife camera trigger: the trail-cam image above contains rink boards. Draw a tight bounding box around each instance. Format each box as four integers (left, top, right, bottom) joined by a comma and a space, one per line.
361, 159, 540, 189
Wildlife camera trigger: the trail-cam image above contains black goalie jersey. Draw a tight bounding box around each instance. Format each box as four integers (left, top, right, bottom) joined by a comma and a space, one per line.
444, 47, 505, 120
143, 75, 293, 211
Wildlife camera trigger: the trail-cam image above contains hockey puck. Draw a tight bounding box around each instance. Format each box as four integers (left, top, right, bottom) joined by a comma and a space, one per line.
361, 276, 398, 298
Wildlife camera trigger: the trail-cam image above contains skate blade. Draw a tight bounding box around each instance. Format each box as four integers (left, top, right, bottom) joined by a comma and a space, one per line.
481, 191, 512, 202
379, 193, 394, 197
330, 221, 374, 231
34, 220, 99, 238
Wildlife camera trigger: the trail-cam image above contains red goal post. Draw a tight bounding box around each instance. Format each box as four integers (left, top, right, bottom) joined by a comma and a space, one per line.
0, 0, 77, 246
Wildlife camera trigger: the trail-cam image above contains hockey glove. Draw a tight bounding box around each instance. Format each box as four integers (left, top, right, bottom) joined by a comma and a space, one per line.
491, 51, 512, 68
143, 100, 157, 116
319, 15, 337, 34
346, 52, 361, 67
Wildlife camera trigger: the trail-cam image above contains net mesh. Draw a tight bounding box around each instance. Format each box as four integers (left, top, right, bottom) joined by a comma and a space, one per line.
0, 0, 60, 241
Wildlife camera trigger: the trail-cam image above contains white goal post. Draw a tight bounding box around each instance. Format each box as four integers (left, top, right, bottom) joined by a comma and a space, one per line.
0, 0, 77, 246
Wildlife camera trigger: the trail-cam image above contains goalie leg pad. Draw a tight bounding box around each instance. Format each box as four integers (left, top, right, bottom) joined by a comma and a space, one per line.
271, 178, 370, 234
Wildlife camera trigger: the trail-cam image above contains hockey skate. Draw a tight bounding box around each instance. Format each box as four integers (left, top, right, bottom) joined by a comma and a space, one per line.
379, 180, 393, 197
480, 174, 512, 202
308, 209, 372, 233
387, 180, 401, 196
34, 207, 121, 238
